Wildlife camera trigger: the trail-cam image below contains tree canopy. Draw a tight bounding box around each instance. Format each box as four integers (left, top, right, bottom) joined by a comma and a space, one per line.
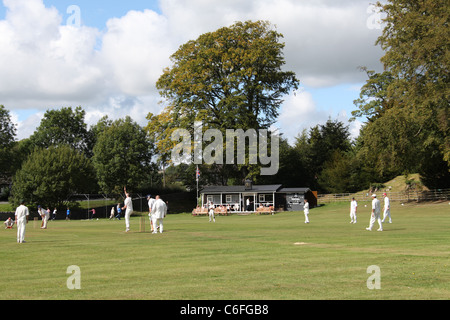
29, 106, 93, 156
150, 20, 299, 183
0, 105, 17, 178
156, 20, 299, 131
10, 145, 96, 208
353, 0, 449, 188
92, 116, 153, 194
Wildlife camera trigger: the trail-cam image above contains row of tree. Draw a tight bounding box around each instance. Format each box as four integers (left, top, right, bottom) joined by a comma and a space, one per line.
0, 106, 157, 208
147, 3, 449, 191
0, 0, 448, 209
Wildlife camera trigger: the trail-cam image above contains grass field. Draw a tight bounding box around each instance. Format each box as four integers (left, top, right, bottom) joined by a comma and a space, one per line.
1, 201, 449, 300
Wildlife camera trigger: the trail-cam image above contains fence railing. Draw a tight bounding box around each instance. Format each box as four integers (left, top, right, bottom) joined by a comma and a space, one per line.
317, 189, 450, 203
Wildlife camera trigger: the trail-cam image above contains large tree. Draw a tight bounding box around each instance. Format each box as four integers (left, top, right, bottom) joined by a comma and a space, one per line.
10, 145, 96, 208
354, 0, 449, 187
307, 119, 352, 191
0, 105, 16, 148
157, 20, 299, 130
92, 117, 153, 194
0, 105, 16, 178
30, 106, 93, 156
150, 20, 299, 181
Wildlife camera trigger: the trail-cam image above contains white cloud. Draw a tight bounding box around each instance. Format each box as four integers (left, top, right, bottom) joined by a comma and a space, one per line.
0, 0, 105, 108
276, 86, 364, 144
276, 88, 328, 144
252, 0, 384, 87
159, 0, 384, 87
1, 0, 382, 141
10, 110, 44, 141
348, 118, 363, 140
100, 9, 176, 96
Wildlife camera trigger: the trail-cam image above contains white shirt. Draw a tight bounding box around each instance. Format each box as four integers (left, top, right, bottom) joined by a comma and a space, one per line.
351, 200, 358, 212
38, 208, 46, 216
124, 196, 133, 212
384, 196, 390, 210
304, 202, 309, 214
40, 208, 49, 217
148, 198, 156, 216
151, 199, 167, 219
372, 198, 381, 214
15, 205, 29, 221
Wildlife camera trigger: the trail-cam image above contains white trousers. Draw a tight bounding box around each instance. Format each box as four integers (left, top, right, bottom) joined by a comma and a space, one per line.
304, 212, 309, 223
42, 214, 49, 228
125, 210, 132, 230
369, 212, 383, 230
209, 210, 215, 222
17, 219, 26, 243
382, 209, 391, 223
152, 217, 163, 233
350, 210, 357, 222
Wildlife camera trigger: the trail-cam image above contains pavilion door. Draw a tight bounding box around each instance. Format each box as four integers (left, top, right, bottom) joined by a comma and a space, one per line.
243, 194, 255, 212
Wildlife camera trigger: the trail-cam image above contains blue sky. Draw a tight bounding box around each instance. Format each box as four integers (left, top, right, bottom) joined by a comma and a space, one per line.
0, 0, 384, 142
45, 0, 162, 28
1, 0, 162, 27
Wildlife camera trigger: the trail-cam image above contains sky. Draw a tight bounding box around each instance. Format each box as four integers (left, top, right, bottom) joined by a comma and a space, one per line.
0, 0, 385, 143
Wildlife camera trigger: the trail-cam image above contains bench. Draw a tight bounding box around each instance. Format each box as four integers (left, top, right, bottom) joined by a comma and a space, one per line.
255, 206, 275, 215
192, 208, 208, 216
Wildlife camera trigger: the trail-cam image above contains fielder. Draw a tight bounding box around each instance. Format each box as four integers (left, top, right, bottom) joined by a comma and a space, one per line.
147, 194, 156, 232
122, 187, 133, 232
303, 199, 310, 223
4, 217, 14, 229
382, 193, 392, 223
151, 195, 167, 234
350, 197, 357, 223
15, 200, 29, 243
208, 201, 215, 223
366, 194, 383, 231
109, 206, 115, 220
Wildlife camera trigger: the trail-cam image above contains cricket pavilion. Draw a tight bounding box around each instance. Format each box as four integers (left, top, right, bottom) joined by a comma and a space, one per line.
197, 179, 317, 214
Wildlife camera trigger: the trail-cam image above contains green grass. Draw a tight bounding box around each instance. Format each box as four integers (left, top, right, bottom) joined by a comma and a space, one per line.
1, 201, 449, 300
0, 202, 13, 211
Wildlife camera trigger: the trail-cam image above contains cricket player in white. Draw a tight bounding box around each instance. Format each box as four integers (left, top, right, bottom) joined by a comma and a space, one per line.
382, 193, 392, 223
151, 196, 167, 234
4, 217, 14, 229
15, 200, 29, 243
303, 199, 310, 223
147, 195, 156, 232
366, 194, 383, 231
122, 187, 133, 232
350, 197, 358, 223
208, 201, 215, 223
38, 205, 49, 229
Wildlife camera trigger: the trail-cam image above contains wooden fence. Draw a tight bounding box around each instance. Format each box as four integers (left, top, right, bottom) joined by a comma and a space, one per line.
317, 189, 450, 204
